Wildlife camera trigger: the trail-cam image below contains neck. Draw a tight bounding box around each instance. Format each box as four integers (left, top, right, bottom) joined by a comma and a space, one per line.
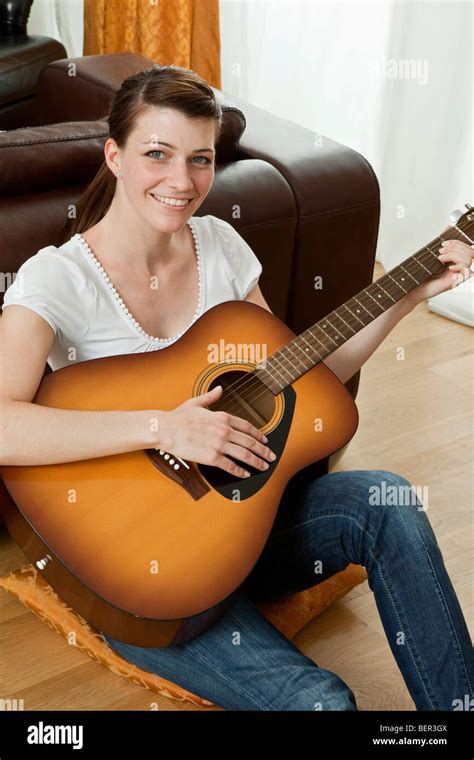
256, 209, 474, 394
96, 203, 187, 270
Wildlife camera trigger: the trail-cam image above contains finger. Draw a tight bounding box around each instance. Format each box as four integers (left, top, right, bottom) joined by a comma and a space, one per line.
448, 266, 471, 284
189, 386, 222, 406
438, 252, 471, 266
227, 429, 276, 462
213, 454, 252, 479
447, 263, 469, 273
228, 414, 268, 444
439, 241, 474, 255
223, 441, 271, 472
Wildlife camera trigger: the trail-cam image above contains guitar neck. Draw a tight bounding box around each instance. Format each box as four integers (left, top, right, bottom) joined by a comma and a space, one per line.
256, 210, 474, 394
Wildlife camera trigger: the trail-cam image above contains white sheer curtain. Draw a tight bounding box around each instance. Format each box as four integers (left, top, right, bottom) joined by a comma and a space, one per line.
24, 0, 473, 324
28, 0, 84, 58
220, 0, 473, 324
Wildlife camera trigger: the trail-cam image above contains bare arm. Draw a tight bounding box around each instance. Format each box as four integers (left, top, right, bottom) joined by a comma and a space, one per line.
0, 306, 161, 466
0, 402, 162, 466
245, 283, 417, 384
321, 293, 417, 384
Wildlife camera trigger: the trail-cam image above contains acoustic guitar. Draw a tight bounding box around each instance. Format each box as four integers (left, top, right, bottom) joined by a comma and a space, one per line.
2, 206, 472, 647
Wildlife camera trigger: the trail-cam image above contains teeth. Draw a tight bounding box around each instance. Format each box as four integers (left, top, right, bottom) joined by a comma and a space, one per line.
152, 194, 190, 207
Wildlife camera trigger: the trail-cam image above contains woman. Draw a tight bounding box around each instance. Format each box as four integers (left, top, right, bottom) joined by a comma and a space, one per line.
1, 65, 473, 711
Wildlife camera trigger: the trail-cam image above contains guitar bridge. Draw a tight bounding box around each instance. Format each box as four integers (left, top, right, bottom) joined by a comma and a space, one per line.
144, 448, 210, 500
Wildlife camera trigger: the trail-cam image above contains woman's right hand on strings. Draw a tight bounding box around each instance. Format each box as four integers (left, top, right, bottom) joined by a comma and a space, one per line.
154, 385, 276, 477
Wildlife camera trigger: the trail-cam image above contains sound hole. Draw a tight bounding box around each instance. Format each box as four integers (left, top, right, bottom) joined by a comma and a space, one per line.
197, 370, 277, 489
207, 370, 275, 428
198, 372, 295, 495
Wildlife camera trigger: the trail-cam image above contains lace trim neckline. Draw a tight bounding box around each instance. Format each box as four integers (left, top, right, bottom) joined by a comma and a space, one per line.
74, 220, 203, 344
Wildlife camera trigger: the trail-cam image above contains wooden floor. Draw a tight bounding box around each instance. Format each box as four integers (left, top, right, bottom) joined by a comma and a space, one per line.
0, 263, 472, 711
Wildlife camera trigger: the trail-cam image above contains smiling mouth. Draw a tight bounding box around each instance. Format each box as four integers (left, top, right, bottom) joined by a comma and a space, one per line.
150, 193, 194, 208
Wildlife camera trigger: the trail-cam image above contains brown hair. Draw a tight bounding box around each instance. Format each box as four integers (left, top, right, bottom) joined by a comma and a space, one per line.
63, 64, 223, 241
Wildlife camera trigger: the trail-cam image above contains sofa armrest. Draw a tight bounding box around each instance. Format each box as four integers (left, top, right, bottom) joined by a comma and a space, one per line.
214, 90, 380, 342
23, 53, 155, 126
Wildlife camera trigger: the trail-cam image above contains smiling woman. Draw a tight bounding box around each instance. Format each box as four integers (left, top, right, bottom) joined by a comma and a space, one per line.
1, 63, 473, 714
64, 65, 222, 266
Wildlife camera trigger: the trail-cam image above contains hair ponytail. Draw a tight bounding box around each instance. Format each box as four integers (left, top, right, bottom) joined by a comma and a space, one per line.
62, 64, 223, 242
68, 160, 116, 238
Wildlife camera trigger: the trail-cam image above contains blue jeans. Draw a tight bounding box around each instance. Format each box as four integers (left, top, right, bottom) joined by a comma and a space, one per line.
101, 470, 474, 710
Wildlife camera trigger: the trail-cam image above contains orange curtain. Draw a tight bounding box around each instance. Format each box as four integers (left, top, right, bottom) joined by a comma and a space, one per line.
83, 0, 221, 88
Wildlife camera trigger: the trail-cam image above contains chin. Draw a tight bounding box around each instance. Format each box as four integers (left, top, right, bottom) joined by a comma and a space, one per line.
148, 215, 190, 233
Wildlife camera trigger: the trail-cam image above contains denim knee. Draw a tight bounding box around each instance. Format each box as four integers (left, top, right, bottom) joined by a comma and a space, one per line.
372, 470, 437, 548
315, 670, 358, 711
275, 668, 358, 711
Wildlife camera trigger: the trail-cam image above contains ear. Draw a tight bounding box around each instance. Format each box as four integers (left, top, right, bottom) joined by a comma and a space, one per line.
104, 137, 121, 176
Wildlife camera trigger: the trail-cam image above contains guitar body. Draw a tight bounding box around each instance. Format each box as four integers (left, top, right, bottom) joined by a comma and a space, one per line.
1, 300, 358, 646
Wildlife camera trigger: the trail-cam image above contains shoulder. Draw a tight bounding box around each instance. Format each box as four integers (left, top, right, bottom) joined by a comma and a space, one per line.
193, 214, 261, 266
195, 214, 244, 243
3, 238, 97, 339
12, 238, 94, 288
193, 215, 263, 300
12, 238, 88, 281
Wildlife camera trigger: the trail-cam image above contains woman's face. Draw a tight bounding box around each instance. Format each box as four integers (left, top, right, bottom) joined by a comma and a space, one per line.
105, 106, 216, 233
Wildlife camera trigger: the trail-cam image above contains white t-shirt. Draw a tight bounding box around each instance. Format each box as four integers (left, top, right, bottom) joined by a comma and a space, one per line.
2, 214, 263, 371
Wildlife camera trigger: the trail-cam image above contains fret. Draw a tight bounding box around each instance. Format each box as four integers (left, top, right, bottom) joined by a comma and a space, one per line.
284, 343, 312, 373
270, 350, 291, 378
308, 326, 334, 352
403, 256, 430, 281
325, 312, 352, 340
299, 332, 324, 359
424, 245, 447, 273
376, 280, 397, 303
268, 355, 292, 385
254, 208, 474, 395
263, 370, 284, 390
280, 344, 306, 373
317, 321, 343, 347
296, 334, 324, 362
385, 271, 408, 295
415, 257, 432, 275
331, 309, 357, 335
342, 301, 367, 327
454, 226, 473, 244
364, 286, 386, 313
352, 295, 375, 319
277, 350, 299, 380
441, 226, 473, 245
398, 264, 419, 285
379, 278, 399, 300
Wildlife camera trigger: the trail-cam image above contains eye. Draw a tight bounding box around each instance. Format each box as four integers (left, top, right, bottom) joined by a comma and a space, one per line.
145, 150, 211, 165
146, 150, 165, 159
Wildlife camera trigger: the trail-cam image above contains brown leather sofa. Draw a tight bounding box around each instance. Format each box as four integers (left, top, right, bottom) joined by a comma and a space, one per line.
0, 52, 380, 520
0, 0, 67, 128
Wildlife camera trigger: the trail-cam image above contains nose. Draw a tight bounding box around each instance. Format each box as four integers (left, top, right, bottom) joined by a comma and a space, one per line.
168, 158, 194, 193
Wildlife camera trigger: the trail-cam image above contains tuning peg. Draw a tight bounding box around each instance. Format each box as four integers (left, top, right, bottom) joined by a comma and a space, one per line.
450, 209, 463, 224
465, 203, 473, 210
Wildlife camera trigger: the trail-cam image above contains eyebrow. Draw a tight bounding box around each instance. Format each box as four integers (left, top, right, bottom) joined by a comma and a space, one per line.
141, 140, 215, 153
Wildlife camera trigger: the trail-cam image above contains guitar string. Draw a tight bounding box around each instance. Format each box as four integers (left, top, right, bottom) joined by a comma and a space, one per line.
209, 226, 473, 418
209, 225, 473, 420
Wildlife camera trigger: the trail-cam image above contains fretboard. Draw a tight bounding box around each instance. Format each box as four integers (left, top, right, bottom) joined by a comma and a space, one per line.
256, 208, 474, 394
